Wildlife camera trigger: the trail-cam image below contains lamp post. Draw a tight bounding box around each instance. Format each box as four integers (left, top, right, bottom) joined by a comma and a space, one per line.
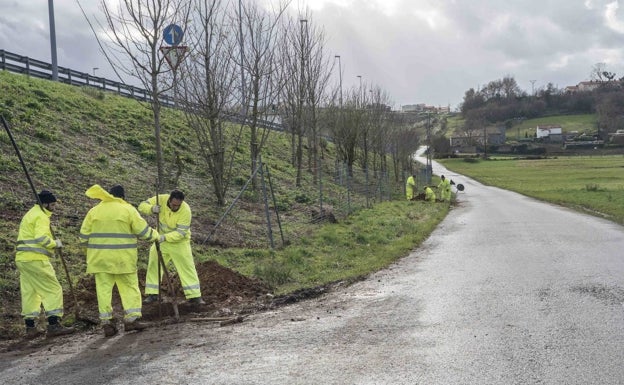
48, 0, 58, 81
93, 67, 99, 76
356, 75, 362, 107
334, 55, 343, 107
426, 111, 432, 183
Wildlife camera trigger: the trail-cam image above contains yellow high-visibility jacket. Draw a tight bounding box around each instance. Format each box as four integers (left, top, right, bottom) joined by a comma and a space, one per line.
80, 185, 159, 274
16, 205, 56, 261
406, 176, 417, 200
424, 186, 437, 202
138, 194, 192, 243
438, 178, 452, 200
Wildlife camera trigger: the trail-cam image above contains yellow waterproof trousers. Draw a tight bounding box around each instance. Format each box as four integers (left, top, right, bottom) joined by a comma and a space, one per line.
406, 186, 414, 200
94, 272, 142, 321
144, 241, 201, 299
16, 260, 64, 319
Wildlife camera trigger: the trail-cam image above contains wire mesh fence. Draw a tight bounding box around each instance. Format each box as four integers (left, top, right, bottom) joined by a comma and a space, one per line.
201, 143, 428, 249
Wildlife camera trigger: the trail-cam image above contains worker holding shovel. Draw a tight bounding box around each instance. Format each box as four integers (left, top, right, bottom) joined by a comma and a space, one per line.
16, 190, 75, 339
437, 175, 452, 202
139, 189, 205, 305
406, 174, 417, 201
80, 184, 160, 337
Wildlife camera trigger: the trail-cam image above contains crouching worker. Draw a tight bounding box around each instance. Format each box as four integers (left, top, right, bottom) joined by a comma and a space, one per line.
80, 184, 160, 337
16, 190, 75, 338
424, 186, 437, 202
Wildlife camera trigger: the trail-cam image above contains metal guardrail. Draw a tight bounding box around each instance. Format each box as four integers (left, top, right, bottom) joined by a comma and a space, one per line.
0, 49, 159, 104
0, 49, 283, 131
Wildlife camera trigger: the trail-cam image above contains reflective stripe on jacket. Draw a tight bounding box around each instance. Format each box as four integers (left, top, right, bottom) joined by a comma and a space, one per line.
138, 194, 192, 243
81, 185, 158, 274
16, 205, 55, 261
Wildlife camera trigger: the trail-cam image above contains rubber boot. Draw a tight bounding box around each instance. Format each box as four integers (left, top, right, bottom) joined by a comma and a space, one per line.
25, 326, 43, 339
124, 318, 148, 332
46, 316, 75, 338
102, 320, 118, 337
188, 296, 206, 305
142, 294, 158, 304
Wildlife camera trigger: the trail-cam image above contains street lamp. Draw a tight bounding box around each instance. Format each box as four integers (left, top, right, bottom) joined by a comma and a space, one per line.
48, 0, 58, 81
356, 75, 362, 106
334, 55, 343, 107
93, 67, 99, 76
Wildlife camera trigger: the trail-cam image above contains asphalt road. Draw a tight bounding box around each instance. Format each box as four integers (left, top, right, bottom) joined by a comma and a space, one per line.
2, 161, 624, 385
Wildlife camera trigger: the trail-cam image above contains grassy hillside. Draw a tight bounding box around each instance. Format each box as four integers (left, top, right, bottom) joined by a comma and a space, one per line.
511, 114, 598, 136
0, 71, 449, 337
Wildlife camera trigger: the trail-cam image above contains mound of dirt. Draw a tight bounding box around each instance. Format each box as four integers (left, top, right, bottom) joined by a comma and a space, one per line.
0, 260, 273, 346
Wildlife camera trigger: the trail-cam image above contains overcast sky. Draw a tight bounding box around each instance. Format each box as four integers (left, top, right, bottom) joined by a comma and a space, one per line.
1, 0, 624, 110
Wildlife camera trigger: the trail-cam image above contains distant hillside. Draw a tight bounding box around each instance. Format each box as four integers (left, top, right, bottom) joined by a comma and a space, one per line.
446, 113, 598, 140
508, 114, 598, 138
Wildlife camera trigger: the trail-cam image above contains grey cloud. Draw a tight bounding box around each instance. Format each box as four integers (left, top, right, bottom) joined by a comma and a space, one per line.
4, 0, 624, 109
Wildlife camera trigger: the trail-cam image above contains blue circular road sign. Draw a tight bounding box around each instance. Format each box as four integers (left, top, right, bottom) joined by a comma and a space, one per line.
163, 24, 184, 46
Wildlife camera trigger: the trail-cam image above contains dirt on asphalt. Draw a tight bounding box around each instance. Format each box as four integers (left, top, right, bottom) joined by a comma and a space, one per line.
0, 260, 274, 352
0, 257, 345, 355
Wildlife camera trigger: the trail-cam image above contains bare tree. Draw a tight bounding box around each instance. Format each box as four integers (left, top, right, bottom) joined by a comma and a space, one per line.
279, 11, 332, 186
356, 80, 372, 172
386, 113, 420, 182
236, 0, 290, 187
367, 86, 392, 177
301, 15, 332, 186
328, 87, 361, 176
177, 0, 239, 206
99, 0, 191, 192
278, 17, 304, 170
591, 63, 607, 82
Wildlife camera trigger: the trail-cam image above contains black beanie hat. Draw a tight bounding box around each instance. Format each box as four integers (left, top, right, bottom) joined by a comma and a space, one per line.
109, 185, 125, 199
38, 190, 57, 204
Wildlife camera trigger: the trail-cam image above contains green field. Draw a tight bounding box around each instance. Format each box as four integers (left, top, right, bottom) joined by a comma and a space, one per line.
439, 156, 624, 224
447, 113, 597, 139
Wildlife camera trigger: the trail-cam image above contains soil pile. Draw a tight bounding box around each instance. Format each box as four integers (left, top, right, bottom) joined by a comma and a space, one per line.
0, 260, 273, 347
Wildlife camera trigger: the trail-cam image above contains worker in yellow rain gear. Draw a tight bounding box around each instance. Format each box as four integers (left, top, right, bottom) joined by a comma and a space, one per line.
437, 175, 452, 202
80, 184, 160, 337
16, 190, 75, 339
424, 186, 437, 202
139, 189, 204, 305
405, 174, 417, 200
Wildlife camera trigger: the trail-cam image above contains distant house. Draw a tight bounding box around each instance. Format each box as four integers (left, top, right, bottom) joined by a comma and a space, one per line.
565, 80, 608, 93
450, 126, 506, 149
609, 129, 624, 145
401, 104, 450, 114
536, 125, 563, 142
577, 81, 604, 92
